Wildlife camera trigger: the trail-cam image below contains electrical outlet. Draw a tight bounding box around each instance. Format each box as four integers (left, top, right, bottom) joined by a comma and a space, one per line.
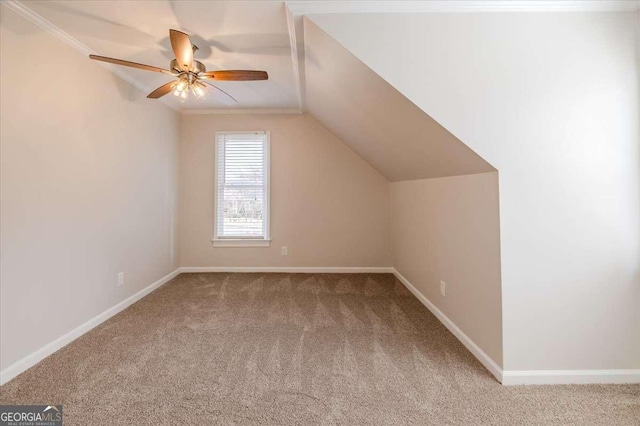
440, 280, 446, 297
281, 246, 288, 256
117, 272, 125, 287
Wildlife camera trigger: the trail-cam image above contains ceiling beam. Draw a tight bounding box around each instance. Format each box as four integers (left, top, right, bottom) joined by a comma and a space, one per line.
285, 4, 305, 112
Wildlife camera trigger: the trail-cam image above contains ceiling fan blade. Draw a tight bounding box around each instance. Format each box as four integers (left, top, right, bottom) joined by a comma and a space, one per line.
170, 29, 194, 71
89, 55, 173, 74
202, 80, 238, 103
199, 70, 268, 81
147, 81, 176, 99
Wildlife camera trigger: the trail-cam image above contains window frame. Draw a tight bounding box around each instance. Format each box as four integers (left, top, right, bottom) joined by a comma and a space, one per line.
212, 130, 271, 248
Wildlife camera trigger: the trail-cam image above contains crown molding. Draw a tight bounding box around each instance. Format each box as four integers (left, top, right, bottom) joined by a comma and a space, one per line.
1, 0, 179, 111
285, 0, 640, 14
182, 108, 303, 115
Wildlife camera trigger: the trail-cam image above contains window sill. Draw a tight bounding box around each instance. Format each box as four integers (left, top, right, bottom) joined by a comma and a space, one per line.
211, 239, 271, 248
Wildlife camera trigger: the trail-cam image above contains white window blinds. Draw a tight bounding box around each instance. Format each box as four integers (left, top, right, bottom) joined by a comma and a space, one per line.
215, 132, 270, 240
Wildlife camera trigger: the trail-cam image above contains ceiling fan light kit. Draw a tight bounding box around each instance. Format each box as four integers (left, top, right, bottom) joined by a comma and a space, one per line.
172, 72, 208, 101
89, 29, 268, 102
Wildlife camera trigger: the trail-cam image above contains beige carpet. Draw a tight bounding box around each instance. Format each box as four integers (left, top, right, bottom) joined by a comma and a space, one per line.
1, 273, 638, 425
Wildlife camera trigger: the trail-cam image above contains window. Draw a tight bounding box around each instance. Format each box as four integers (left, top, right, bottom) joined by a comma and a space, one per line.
213, 131, 270, 247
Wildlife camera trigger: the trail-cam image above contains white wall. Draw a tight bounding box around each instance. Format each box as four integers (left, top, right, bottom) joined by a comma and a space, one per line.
392, 172, 502, 366
311, 12, 640, 370
0, 7, 180, 371
180, 113, 392, 268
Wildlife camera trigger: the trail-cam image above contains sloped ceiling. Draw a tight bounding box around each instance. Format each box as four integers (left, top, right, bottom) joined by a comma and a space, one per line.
8, 0, 496, 181
303, 18, 494, 182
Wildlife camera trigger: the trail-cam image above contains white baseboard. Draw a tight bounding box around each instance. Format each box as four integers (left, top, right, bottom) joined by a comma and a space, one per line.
392, 268, 640, 386
392, 268, 504, 383
179, 266, 394, 274
0, 268, 180, 386
5, 266, 636, 387
0, 266, 388, 385
502, 369, 640, 385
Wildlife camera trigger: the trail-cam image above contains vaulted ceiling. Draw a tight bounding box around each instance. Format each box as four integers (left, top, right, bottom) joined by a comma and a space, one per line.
6, 0, 631, 180
15, 1, 637, 113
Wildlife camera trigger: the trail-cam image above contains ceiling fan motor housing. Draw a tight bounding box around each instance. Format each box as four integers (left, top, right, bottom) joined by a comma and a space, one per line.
170, 59, 206, 74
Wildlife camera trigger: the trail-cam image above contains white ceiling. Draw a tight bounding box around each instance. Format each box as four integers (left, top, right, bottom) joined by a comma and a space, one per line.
22, 0, 300, 111
11, 1, 637, 112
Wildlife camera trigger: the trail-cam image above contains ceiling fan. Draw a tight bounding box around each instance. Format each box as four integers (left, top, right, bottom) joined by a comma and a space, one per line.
89, 29, 268, 101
